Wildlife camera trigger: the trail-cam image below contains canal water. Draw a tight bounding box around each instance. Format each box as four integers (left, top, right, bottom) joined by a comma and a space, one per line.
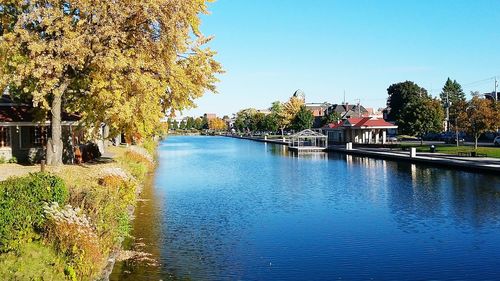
111, 136, 500, 281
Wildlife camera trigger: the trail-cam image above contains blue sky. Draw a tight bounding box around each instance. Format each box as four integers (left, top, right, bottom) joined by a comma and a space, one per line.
183, 0, 500, 117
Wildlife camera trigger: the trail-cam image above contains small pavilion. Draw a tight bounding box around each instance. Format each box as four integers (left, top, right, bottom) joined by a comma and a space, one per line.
288, 129, 328, 152
322, 117, 397, 145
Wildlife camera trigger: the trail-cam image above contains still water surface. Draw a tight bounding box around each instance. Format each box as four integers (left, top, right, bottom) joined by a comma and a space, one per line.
111, 136, 500, 280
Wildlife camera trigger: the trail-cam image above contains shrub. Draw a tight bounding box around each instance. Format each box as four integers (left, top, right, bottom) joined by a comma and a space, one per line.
128, 146, 154, 164
7, 157, 17, 164
99, 167, 130, 182
121, 150, 153, 181
0, 241, 66, 280
93, 175, 136, 248
65, 166, 138, 269
99, 175, 126, 187
141, 138, 158, 158
44, 202, 104, 280
0, 156, 5, 164
127, 161, 149, 180
0, 173, 68, 252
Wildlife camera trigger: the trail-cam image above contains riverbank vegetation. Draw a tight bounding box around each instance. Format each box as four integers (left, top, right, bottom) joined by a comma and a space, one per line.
0, 145, 155, 280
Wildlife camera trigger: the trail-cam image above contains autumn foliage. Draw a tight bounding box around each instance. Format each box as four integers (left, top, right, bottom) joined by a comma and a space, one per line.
0, 0, 223, 164
208, 117, 227, 131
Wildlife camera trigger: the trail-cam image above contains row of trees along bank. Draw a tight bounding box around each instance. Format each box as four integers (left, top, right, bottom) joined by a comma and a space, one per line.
234, 95, 335, 135
167, 116, 229, 131
232, 78, 498, 149
0, 0, 223, 165
386, 79, 500, 148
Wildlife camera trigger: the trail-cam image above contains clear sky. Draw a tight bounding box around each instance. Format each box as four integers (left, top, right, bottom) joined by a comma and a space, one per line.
182, 0, 500, 118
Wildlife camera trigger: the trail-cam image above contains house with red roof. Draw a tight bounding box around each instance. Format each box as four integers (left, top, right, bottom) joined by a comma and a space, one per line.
322, 117, 397, 145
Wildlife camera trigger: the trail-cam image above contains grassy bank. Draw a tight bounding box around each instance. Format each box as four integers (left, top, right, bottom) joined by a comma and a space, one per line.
399, 143, 500, 158
0, 144, 156, 280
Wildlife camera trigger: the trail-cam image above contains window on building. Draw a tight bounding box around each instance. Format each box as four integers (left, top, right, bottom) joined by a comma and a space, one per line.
20, 126, 49, 148
0, 127, 10, 147
33, 126, 48, 146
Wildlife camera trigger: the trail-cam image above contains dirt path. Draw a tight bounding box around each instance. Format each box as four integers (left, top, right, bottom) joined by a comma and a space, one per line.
0, 164, 42, 181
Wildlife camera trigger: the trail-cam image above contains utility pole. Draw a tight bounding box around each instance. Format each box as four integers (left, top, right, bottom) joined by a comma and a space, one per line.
445, 91, 450, 133
355, 98, 361, 117
495, 76, 498, 101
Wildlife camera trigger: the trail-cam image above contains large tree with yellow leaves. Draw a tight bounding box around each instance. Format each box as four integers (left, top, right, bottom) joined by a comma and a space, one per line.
0, 0, 222, 165
280, 95, 304, 129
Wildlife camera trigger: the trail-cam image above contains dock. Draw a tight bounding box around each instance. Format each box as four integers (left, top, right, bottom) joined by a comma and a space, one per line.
288, 146, 327, 153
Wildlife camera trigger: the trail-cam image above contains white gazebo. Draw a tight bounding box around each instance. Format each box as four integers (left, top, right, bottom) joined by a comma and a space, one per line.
288, 129, 328, 152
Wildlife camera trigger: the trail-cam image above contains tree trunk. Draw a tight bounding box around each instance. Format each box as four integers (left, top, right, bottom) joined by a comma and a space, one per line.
474, 135, 478, 150
455, 130, 459, 147
46, 93, 64, 166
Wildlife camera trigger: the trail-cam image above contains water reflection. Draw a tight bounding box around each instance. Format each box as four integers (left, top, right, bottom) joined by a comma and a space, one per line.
267, 143, 328, 160
113, 137, 500, 280
110, 175, 164, 280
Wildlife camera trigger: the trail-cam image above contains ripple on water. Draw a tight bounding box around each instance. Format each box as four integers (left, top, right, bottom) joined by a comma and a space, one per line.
113, 136, 500, 281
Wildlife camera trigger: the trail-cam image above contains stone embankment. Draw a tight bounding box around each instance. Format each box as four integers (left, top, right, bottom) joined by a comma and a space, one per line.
226, 135, 500, 173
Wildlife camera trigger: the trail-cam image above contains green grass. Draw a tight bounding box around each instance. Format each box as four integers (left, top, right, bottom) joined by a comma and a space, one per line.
399, 143, 500, 158
0, 242, 67, 280
266, 135, 286, 139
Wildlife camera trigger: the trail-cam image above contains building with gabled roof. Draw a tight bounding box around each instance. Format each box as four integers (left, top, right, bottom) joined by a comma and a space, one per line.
327, 103, 369, 119
0, 93, 83, 163
305, 102, 331, 128
322, 117, 397, 145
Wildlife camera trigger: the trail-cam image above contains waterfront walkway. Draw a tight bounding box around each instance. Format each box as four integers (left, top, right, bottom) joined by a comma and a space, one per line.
227, 135, 500, 173
328, 146, 500, 173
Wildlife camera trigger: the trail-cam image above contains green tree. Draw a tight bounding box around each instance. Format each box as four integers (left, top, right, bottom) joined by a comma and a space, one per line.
386, 81, 428, 122
193, 117, 204, 130
270, 101, 286, 136
291, 105, 314, 131
234, 108, 257, 132
167, 118, 173, 130
385, 81, 443, 140
321, 111, 341, 127
398, 97, 444, 144
178, 120, 186, 130
171, 120, 179, 130
0, 0, 222, 165
201, 116, 209, 130
262, 113, 279, 133
186, 117, 195, 129
250, 112, 266, 132
440, 78, 466, 131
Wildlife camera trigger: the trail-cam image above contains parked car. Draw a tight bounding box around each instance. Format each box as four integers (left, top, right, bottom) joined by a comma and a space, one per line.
423, 133, 440, 141
387, 136, 398, 142
494, 136, 500, 146
444, 136, 465, 144
400, 136, 421, 141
